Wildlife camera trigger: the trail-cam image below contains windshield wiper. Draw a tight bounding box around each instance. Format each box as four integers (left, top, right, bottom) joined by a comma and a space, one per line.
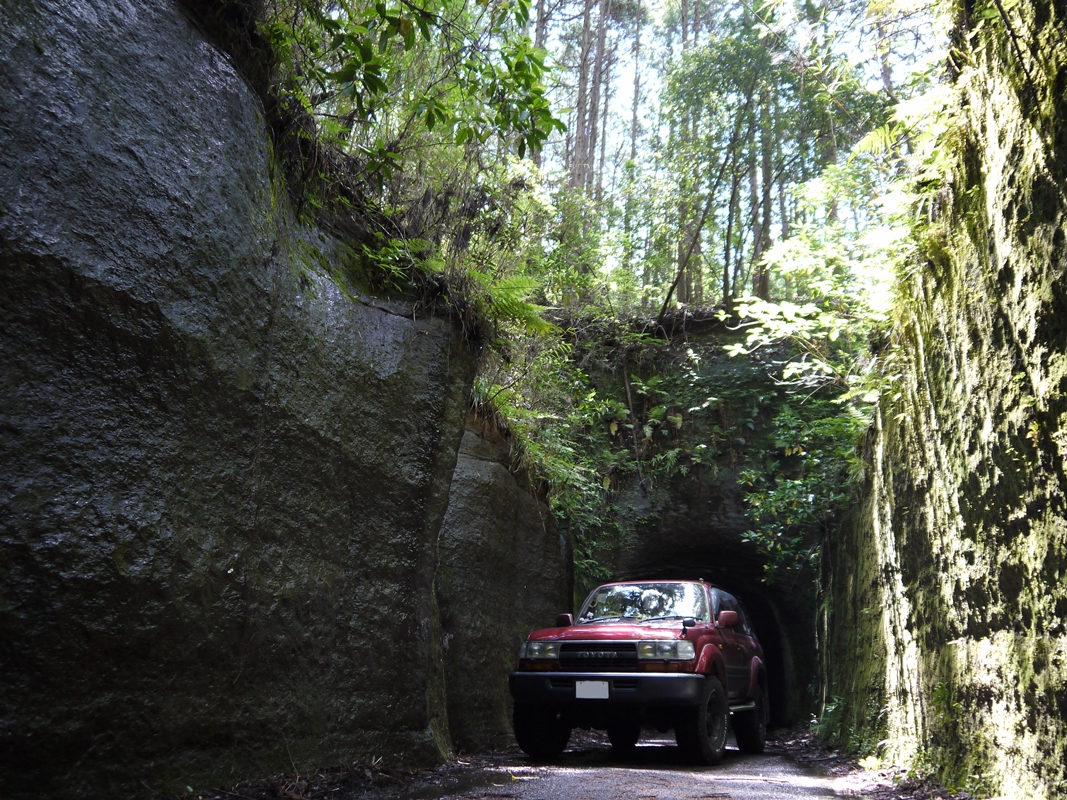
581, 614, 639, 623
641, 615, 684, 621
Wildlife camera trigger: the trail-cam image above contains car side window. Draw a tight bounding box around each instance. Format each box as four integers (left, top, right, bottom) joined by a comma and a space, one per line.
717, 591, 751, 634
735, 601, 753, 635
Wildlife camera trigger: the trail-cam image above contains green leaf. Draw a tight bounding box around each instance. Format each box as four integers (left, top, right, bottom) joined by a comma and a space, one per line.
416, 14, 431, 41
329, 61, 360, 82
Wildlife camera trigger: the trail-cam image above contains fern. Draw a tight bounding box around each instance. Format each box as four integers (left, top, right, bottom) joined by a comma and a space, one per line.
850, 123, 905, 159
470, 270, 556, 335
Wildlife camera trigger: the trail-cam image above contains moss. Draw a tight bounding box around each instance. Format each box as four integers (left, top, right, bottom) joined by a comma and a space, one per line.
824, 2, 1067, 797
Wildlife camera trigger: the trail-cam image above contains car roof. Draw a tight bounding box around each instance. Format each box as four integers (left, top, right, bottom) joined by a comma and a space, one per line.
595, 579, 717, 590
592, 580, 740, 600
597, 579, 705, 584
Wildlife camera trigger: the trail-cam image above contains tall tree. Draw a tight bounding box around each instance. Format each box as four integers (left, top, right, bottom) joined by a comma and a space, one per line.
570, 0, 595, 189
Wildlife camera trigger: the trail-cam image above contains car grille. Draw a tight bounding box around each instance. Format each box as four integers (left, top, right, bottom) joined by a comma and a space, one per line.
559, 642, 638, 672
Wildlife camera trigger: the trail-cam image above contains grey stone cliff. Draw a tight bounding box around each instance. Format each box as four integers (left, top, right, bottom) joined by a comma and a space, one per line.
0, 0, 519, 795
437, 423, 570, 752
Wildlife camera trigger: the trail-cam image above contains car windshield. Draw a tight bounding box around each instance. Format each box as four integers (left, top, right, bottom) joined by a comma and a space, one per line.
577, 582, 709, 623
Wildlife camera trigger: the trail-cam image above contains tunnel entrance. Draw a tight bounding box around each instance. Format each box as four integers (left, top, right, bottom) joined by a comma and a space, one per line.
607, 477, 818, 729
735, 588, 798, 729
618, 564, 813, 729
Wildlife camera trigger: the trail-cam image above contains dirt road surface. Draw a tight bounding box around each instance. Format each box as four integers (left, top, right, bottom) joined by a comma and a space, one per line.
410, 733, 845, 800
187, 729, 960, 800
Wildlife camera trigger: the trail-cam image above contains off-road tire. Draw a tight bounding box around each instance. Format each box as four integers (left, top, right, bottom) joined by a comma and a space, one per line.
732, 682, 768, 754
675, 675, 728, 765
513, 703, 571, 760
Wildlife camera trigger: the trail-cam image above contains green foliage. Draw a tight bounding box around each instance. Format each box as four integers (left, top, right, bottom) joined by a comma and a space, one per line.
266, 0, 564, 169
481, 315, 857, 589
258, 0, 956, 605
527, 188, 603, 307
740, 402, 865, 576
356, 235, 435, 293
816, 693, 887, 755
246, 0, 572, 339
468, 272, 556, 335
462, 0, 957, 589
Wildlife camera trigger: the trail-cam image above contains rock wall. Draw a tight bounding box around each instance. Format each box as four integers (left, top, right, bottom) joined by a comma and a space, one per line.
0, 1, 485, 796
824, 2, 1067, 797
436, 419, 570, 752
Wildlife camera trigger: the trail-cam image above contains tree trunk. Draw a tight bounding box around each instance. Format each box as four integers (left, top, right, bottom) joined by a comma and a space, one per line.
587, 0, 612, 195
675, 0, 691, 305
876, 20, 895, 99
724, 166, 739, 313
622, 1, 642, 273
746, 117, 759, 288
776, 92, 789, 241
752, 86, 773, 300
531, 0, 549, 166
596, 48, 614, 202
570, 0, 595, 190
629, 0, 642, 163
693, 238, 703, 304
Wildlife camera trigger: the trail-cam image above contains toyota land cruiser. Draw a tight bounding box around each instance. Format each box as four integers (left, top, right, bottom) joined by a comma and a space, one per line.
509, 580, 769, 764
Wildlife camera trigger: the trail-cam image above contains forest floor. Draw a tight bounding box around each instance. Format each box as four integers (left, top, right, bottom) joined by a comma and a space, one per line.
177, 728, 975, 800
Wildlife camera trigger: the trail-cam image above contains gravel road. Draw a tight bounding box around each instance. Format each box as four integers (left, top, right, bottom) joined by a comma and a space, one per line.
187, 729, 958, 800
411, 733, 843, 800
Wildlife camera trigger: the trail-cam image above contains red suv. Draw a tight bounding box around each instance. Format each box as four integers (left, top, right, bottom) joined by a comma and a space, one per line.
509, 580, 768, 764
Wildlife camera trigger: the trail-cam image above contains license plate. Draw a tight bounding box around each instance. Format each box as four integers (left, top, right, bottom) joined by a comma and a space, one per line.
575, 680, 609, 699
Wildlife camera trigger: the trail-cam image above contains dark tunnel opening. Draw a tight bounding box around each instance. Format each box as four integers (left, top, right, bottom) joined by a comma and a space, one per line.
620, 563, 815, 730
604, 470, 821, 730
732, 587, 796, 729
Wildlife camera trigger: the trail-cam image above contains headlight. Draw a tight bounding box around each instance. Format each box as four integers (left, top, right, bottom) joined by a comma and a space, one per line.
520, 641, 561, 659
637, 640, 696, 661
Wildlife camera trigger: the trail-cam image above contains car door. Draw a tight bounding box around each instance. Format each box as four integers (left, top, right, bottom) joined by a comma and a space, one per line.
715, 590, 750, 701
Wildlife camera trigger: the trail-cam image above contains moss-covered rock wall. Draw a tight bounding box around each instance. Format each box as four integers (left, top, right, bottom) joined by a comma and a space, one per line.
436, 417, 571, 753
0, 1, 566, 796
824, 2, 1067, 796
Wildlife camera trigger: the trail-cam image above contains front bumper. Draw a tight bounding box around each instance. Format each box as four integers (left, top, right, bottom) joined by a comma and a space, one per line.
509, 671, 705, 707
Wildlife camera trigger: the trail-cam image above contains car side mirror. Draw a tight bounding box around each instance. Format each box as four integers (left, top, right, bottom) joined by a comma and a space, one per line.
717, 610, 739, 628
555, 613, 574, 627
682, 618, 697, 628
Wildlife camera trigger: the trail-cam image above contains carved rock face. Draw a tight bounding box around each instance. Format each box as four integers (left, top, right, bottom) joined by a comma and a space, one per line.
824, 4, 1067, 796
437, 427, 570, 753
0, 1, 476, 795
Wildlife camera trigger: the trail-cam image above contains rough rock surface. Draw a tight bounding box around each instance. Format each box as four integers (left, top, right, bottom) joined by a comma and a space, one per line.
824, 2, 1067, 797
0, 1, 477, 796
436, 420, 570, 753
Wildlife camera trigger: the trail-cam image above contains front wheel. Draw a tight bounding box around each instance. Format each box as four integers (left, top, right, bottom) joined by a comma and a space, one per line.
513, 703, 571, 761
675, 675, 728, 765
732, 683, 768, 754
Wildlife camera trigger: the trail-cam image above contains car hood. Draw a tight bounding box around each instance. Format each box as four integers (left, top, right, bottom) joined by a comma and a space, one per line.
527, 620, 690, 641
